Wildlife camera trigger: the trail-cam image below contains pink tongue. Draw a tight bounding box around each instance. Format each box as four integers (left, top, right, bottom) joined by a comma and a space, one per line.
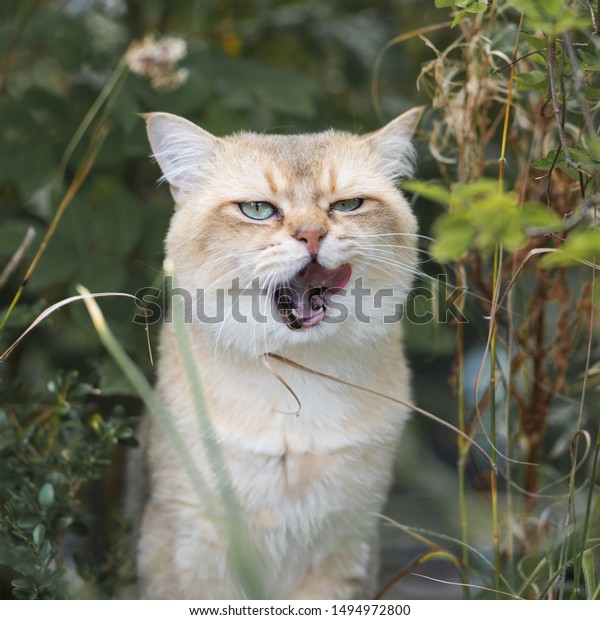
296, 262, 352, 293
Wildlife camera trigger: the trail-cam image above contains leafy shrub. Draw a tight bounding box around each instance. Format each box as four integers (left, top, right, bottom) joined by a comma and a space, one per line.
0, 370, 137, 599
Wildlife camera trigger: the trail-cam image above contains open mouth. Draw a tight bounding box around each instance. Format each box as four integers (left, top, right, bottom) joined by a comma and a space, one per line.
273, 261, 352, 330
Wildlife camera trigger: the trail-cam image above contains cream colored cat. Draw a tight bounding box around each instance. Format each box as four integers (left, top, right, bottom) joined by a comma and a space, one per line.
133, 108, 422, 599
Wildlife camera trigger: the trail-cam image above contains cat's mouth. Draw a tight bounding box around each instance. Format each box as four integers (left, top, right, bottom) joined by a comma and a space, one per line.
273, 261, 352, 330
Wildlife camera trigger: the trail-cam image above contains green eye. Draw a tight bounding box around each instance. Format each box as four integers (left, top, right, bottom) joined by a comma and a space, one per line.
239, 201, 277, 220
330, 198, 363, 212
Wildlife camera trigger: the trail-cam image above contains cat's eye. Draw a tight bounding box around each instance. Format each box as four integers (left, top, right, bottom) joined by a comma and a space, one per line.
330, 198, 363, 212
238, 201, 277, 220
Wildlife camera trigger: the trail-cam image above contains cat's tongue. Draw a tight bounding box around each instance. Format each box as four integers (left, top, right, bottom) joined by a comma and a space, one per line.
296, 262, 352, 293
277, 262, 351, 329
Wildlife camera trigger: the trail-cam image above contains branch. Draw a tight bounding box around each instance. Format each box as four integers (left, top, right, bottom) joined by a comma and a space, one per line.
585, 0, 598, 34
561, 31, 595, 135
546, 38, 588, 174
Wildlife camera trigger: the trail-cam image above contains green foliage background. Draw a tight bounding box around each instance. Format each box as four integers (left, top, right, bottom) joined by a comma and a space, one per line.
1, 0, 599, 602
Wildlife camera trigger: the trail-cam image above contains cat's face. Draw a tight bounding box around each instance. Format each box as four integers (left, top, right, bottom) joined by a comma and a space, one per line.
146, 110, 421, 357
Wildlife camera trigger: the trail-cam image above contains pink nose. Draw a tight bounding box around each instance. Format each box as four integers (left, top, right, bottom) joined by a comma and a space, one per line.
293, 227, 327, 257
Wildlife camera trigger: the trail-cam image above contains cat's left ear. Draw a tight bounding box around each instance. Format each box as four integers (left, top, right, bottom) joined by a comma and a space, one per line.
364, 106, 424, 179
145, 112, 220, 205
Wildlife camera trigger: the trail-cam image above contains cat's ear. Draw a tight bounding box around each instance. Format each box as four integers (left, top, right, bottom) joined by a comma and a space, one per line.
145, 112, 219, 204
364, 106, 424, 179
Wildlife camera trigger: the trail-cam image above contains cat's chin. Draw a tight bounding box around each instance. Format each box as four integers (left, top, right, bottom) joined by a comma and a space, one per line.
273, 261, 352, 331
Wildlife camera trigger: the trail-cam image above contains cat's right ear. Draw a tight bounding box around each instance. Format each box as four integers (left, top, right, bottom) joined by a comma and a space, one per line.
145, 112, 219, 205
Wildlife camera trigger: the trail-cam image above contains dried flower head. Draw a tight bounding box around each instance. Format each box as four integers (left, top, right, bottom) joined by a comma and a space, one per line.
125, 35, 188, 90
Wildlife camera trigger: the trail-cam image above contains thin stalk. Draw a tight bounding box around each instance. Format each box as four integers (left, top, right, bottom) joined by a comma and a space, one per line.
56, 58, 128, 185
493, 14, 522, 593
456, 261, 470, 599
169, 276, 267, 599
503, 285, 515, 585
0, 226, 36, 289
498, 13, 523, 188
0, 123, 108, 331
571, 229, 597, 598
490, 243, 501, 598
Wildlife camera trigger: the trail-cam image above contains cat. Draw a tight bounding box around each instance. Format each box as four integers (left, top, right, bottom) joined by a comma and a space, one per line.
132, 107, 423, 599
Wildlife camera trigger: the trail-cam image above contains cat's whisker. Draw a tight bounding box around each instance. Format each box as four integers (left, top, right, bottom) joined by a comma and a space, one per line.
358, 244, 436, 263
358, 255, 525, 319
356, 258, 433, 281
345, 231, 435, 243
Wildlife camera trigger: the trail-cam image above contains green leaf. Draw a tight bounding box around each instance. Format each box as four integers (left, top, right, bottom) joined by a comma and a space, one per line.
87, 177, 143, 257
40, 539, 52, 559
56, 516, 74, 531
532, 148, 560, 170
451, 10, 469, 27
13, 141, 56, 194
514, 70, 548, 93
519, 203, 563, 230
583, 548, 597, 600
27, 242, 79, 292
431, 214, 475, 261
521, 32, 547, 51
531, 147, 588, 178
38, 482, 55, 510
435, 0, 455, 7
403, 181, 452, 206
541, 229, 600, 267
78, 254, 128, 292
510, 0, 588, 34
456, 0, 488, 13
509, 0, 564, 19
578, 50, 600, 71
584, 86, 600, 101
16, 515, 40, 529
11, 579, 33, 591
33, 523, 46, 546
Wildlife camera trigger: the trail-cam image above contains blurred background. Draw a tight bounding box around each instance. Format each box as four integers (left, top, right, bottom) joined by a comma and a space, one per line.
2, 0, 595, 601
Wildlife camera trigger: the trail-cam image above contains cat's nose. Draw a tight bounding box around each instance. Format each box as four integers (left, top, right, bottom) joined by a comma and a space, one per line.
293, 227, 327, 257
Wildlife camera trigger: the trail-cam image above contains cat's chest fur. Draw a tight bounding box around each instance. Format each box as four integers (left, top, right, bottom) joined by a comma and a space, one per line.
153, 322, 410, 494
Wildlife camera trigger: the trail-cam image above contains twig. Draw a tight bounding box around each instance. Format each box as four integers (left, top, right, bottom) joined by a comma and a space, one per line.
585, 0, 598, 34
0, 227, 36, 289
0, 122, 107, 331
561, 31, 595, 135
494, 48, 547, 74
546, 38, 588, 174
499, 12, 522, 186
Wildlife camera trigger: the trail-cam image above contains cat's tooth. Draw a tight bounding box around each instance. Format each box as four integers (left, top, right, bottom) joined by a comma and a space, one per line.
311, 294, 324, 312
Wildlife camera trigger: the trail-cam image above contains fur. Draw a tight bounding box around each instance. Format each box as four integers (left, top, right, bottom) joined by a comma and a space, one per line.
132, 108, 423, 599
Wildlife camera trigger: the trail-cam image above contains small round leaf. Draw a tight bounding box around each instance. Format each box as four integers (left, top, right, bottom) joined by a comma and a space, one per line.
38, 482, 55, 510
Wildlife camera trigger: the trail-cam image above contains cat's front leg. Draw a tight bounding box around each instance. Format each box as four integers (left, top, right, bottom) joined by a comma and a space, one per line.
292, 539, 379, 600
137, 499, 242, 599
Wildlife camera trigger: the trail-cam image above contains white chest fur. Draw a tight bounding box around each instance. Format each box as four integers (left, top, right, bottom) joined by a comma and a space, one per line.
137, 323, 411, 598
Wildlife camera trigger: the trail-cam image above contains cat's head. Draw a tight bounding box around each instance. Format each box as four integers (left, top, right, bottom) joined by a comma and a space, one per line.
146, 110, 422, 357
